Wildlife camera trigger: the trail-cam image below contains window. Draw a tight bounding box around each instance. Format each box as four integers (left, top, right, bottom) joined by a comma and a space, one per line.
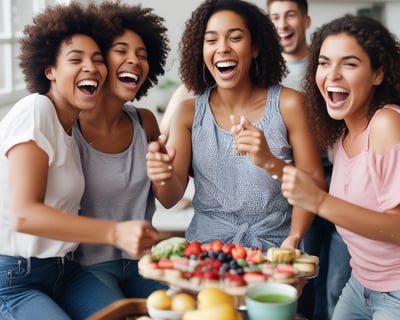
0, 0, 55, 111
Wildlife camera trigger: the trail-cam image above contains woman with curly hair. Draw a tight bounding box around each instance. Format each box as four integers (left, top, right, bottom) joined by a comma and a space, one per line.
147, 0, 325, 252
281, 15, 400, 319
0, 2, 157, 319
73, 1, 170, 298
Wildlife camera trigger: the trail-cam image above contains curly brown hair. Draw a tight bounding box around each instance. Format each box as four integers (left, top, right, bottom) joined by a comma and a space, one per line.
89, 1, 170, 100
179, 0, 286, 95
305, 15, 400, 149
19, 1, 112, 94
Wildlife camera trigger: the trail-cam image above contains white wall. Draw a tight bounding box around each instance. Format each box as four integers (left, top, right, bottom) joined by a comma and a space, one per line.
2, 0, 399, 117
129, 0, 400, 112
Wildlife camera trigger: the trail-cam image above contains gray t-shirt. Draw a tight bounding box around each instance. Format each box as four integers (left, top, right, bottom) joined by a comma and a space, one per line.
72, 103, 155, 265
281, 56, 308, 92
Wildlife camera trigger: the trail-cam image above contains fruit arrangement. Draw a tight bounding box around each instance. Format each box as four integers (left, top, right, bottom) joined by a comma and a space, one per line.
139, 237, 318, 296
146, 287, 241, 320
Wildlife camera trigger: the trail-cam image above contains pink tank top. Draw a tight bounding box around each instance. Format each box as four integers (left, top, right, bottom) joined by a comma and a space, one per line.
330, 105, 400, 291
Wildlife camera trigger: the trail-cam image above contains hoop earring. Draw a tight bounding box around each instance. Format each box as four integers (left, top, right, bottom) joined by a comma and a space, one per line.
253, 58, 259, 76
203, 63, 211, 87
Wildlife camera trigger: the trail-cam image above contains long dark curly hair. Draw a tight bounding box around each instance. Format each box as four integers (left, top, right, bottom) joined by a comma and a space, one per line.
19, 1, 112, 94
304, 14, 400, 149
90, 1, 170, 100
179, 0, 286, 95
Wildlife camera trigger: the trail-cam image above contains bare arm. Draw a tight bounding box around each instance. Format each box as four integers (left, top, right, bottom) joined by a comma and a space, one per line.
137, 107, 161, 142
147, 99, 194, 208
8, 141, 159, 257
280, 88, 326, 248
159, 84, 194, 138
282, 106, 400, 245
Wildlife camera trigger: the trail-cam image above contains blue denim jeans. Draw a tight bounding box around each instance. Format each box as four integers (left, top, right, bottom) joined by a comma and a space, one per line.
333, 273, 400, 320
326, 230, 351, 318
0, 255, 120, 320
84, 259, 167, 299
299, 217, 351, 320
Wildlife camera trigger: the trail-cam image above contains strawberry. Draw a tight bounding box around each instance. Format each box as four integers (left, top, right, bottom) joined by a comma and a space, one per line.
210, 239, 224, 252
226, 273, 246, 286
184, 241, 202, 257
222, 243, 236, 255
274, 264, 296, 279
246, 248, 266, 264
243, 271, 266, 285
231, 244, 247, 259
157, 258, 174, 269
203, 270, 219, 280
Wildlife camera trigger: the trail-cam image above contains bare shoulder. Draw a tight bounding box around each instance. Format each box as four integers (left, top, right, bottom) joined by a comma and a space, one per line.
278, 86, 306, 127
370, 105, 400, 154
172, 97, 196, 129
280, 87, 304, 112
160, 85, 194, 136
136, 107, 160, 142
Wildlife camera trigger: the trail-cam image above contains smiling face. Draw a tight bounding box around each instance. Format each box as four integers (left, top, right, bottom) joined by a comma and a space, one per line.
203, 10, 258, 90
268, 1, 310, 61
103, 29, 149, 102
316, 33, 383, 122
45, 34, 107, 111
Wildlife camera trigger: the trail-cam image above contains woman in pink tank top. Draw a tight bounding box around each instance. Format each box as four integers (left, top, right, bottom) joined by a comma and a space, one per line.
281, 15, 400, 320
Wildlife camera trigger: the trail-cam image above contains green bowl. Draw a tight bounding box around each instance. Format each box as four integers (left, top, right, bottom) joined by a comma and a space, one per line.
245, 283, 298, 320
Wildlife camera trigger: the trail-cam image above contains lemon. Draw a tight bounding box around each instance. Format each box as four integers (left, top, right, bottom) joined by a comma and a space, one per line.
171, 293, 196, 311
146, 289, 172, 310
183, 302, 239, 320
197, 287, 235, 309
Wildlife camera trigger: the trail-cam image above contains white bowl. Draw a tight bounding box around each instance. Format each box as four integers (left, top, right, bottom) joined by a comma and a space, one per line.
147, 307, 184, 320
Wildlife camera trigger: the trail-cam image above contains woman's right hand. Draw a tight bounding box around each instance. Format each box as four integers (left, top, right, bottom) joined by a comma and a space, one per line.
146, 135, 175, 185
281, 165, 326, 214
113, 220, 160, 258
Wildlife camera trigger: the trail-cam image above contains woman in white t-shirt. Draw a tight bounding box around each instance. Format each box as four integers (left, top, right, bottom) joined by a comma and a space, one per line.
0, 3, 159, 320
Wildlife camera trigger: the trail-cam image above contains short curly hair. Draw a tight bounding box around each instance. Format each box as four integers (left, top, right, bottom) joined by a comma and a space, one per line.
179, 0, 286, 95
304, 15, 400, 149
19, 1, 112, 94
89, 1, 170, 100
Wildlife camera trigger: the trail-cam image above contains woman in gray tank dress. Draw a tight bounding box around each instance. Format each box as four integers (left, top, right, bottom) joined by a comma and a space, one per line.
146, 0, 325, 252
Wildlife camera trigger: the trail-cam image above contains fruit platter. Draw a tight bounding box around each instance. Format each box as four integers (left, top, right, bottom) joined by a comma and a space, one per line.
138, 237, 319, 296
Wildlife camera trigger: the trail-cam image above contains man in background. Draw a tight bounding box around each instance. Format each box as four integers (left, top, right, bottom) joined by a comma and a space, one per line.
267, 1, 351, 319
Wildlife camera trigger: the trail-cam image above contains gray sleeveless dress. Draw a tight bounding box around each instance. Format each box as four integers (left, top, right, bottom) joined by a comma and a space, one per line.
187, 85, 293, 251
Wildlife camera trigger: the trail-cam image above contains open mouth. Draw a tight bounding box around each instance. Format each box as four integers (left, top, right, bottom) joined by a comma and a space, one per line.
216, 61, 237, 74
279, 32, 294, 42
118, 72, 139, 84
77, 80, 98, 95
327, 86, 349, 103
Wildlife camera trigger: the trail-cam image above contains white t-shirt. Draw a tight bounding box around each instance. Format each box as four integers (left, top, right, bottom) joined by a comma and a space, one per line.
0, 93, 84, 258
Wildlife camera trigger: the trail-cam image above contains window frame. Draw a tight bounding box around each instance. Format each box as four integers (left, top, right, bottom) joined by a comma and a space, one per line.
0, 0, 54, 111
